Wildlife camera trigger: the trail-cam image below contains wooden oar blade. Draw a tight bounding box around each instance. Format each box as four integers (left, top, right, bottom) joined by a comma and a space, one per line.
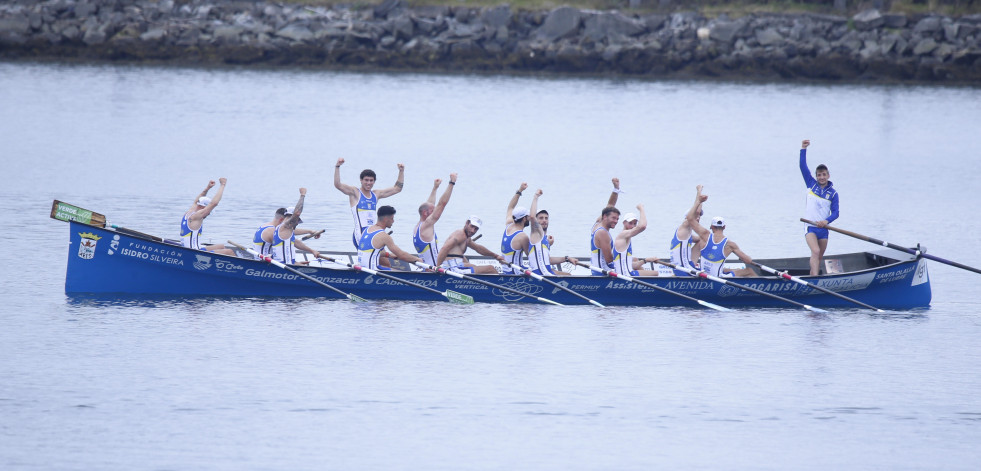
445, 290, 475, 305
50, 200, 107, 227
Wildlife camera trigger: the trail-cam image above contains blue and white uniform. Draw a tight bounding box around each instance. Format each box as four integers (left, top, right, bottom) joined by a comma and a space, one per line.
500, 223, 524, 274
801, 149, 839, 239
180, 211, 202, 250
669, 229, 698, 276
700, 234, 731, 278
269, 224, 296, 265
351, 190, 378, 248
590, 225, 614, 276
528, 234, 555, 276
357, 228, 387, 271
612, 240, 638, 277
412, 223, 440, 267
253, 224, 274, 259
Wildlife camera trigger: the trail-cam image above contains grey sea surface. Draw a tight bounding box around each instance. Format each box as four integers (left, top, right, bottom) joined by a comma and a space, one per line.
2, 62, 981, 469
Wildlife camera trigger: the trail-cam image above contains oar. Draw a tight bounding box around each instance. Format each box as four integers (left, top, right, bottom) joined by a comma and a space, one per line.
301, 229, 325, 241
317, 254, 473, 304
503, 262, 605, 307
655, 260, 828, 313
751, 261, 885, 312
413, 262, 563, 306
227, 241, 367, 302
802, 218, 981, 276
575, 261, 731, 311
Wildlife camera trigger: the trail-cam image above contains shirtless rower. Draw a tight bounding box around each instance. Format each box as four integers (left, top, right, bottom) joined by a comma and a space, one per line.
612, 205, 659, 277
800, 139, 840, 276
413, 174, 456, 267
436, 216, 506, 274
687, 185, 755, 278
589, 178, 622, 275
357, 205, 420, 271
265, 188, 320, 265
669, 199, 704, 276
334, 158, 405, 248
500, 182, 532, 274
527, 189, 578, 275
180, 178, 234, 255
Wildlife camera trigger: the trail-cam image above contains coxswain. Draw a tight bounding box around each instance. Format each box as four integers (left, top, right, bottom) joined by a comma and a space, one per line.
180, 178, 234, 255
800, 139, 840, 275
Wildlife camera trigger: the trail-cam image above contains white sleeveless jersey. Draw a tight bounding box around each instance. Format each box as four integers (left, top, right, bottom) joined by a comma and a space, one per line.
669, 229, 697, 270
699, 234, 729, 277
590, 225, 612, 275
269, 224, 296, 265
351, 190, 378, 246
612, 240, 634, 276
412, 223, 439, 267
180, 211, 201, 250
527, 234, 554, 275
357, 228, 385, 270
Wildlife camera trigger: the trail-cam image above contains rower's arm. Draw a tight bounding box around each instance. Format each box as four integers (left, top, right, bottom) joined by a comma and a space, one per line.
469, 239, 505, 262
799, 141, 817, 187
333, 158, 359, 201
282, 189, 306, 231
505, 182, 528, 224
687, 186, 710, 242
528, 189, 543, 242
191, 180, 215, 210
294, 239, 320, 258
727, 241, 754, 266
425, 179, 441, 205
374, 163, 406, 198
826, 191, 840, 224
596, 230, 614, 267
426, 173, 456, 225
384, 238, 421, 264
196, 178, 226, 219
607, 177, 620, 207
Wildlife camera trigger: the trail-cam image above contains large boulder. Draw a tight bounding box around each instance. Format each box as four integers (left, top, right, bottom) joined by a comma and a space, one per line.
536, 6, 580, 42
913, 17, 943, 35
709, 20, 745, 43
853, 9, 884, 31
583, 12, 646, 43
276, 24, 313, 43
755, 28, 784, 47
481, 5, 511, 29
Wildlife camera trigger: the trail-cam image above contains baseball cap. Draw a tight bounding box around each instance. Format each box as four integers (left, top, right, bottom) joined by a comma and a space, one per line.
623, 212, 639, 223
285, 206, 303, 224
512, 206, 529, 220
468, 216, 483, 230
197, 196, 211, 207
711, 216, 726, 228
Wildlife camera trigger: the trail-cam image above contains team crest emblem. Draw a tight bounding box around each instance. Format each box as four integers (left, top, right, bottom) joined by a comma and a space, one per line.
193, 255, 212, 271
77, 232, 101, 260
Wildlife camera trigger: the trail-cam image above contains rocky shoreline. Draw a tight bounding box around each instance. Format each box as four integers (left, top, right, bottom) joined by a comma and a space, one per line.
2, 0, 981, 83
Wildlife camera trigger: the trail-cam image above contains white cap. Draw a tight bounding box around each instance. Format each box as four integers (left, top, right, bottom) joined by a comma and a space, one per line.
197, 196, 211, 207
512, 206, 529, 220
711, 216, 726, 228
468, 215, 482, 230
623, 212, 639, 223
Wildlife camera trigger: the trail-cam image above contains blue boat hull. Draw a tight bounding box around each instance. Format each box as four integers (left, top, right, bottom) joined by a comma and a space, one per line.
65, 222, 932, 309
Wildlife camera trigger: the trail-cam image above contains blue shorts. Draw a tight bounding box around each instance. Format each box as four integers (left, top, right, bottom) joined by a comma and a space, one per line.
806, 226, 829, 240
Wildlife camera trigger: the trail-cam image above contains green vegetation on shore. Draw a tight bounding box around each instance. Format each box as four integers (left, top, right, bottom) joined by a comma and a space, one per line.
282, 0, 981, 17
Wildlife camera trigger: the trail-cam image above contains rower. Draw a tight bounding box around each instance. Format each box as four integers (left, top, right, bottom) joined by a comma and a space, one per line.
535, 209, 555, 248
333, 158, 405, 248
669, 204, 703, 276
500, 182, 531, 274
589, 178, 622, 276
265, 188, 320, 265
357, 205, 420, 271
528, 189, 578, 275
687, 185, 755, 277
413, 173, 456, 267
436, 216, 505, 274
800, 139, 840, 275
612, 206, 659, 276
254, 207, 322, 260
180, 178, 234, 255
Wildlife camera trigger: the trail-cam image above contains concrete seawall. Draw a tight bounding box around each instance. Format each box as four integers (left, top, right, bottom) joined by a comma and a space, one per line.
2, 0, 980, 83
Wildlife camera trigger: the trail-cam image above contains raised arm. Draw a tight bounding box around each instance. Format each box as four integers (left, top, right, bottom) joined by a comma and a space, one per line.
505, 182, 528, 225
623, 204, 648, 238
189, 180, 216, 212
687, 186, 710, 243
799, 140, 817, 187
333, 158, 359, 201
596, 178, 621, 223
426, 173, 456, 226
425, 178, 441, 205
374, 163, 406, 199
281, 188, 306, 233
193, 178, 226, 220
528, 189, 544, 243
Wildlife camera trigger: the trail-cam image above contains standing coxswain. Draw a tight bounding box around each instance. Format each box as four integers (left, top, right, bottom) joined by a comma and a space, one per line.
357, 205, 420, 271
800, 139, 840, 275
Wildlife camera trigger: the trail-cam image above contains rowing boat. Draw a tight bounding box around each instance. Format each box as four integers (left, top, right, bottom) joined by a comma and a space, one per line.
61, 220, 931, 308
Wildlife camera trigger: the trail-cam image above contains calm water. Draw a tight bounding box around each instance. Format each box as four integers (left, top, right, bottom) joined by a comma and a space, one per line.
2, 62, 981, 469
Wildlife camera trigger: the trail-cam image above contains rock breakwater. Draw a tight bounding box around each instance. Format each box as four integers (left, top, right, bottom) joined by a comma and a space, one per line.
2, 0, 980, 83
